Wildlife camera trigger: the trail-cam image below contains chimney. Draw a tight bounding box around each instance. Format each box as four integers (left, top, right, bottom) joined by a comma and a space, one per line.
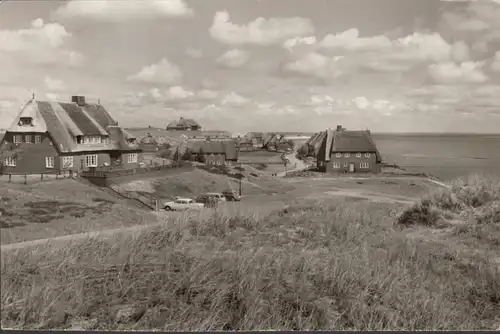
71, 96, 86, 106
336, 125, 343, 131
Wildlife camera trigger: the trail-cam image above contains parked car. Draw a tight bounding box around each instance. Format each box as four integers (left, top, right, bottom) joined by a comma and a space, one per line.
206, 192, 227, 202
163, 198, 204, 211
222, 190, 241, 201
195, 195, 218, 208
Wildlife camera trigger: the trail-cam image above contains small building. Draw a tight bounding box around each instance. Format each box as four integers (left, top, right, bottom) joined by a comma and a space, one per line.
166, 117, 201, 131
186, 140, 238, 165
0, 95, 142, 174
316, 125, 382, 174
276, 141, 294, 152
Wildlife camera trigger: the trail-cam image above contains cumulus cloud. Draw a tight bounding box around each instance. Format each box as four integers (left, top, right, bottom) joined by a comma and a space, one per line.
492, 51, 500, 72
124, 86, 218, 107
197, 89, 219, 100
221, 92, 250, 106
440, 0, 500, 45
55, 0, 194, 21
283, 52, 344, 79
216, 49, 250, 68
281, 30, 474, 79
44, 76, 65, 91
209, 10, 314, 46
428, 61, 488, 84
318, 28, 392, 51
164, 86, 195, 100
127, 58, 182, 85
0, 18, 83, 67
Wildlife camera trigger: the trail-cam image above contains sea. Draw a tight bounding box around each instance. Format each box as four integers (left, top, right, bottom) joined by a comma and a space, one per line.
372, 133, 500, 182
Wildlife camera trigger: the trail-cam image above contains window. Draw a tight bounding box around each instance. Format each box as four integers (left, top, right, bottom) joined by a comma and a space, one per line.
5, 156, 16, 167
62, 156, 74, 168
85, 154, 98, 167
344, 153, 350, 158
356, 153, 361, 158
46, 156, 55, 168
365, 153, 371, 158
18, 117, 33, 126
360, 162, 370, 169
35, 135, 41, 144
335, 153, 341, 158
25, 135, 32, 143
76, 136, 83, 144
216, 160, 221, 165
83, 136, 102, 144
128, 153, 138, 163
333, 162, 341, 168
344, 162, 348, 167
13, 135, 22, 144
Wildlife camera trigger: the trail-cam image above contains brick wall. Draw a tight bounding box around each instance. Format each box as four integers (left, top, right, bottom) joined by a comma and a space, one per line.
1, 132, 60, 174
326, 152, 380, 173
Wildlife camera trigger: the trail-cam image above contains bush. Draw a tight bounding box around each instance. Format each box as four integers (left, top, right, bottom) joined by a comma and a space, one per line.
395, 199, 442, 228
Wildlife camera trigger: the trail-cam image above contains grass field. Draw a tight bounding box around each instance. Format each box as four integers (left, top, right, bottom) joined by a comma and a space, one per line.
238, 150, 284, 165
0, 180, 159, 245
1, 174, 499, 330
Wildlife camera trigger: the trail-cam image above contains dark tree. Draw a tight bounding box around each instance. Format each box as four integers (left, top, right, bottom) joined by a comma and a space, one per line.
181, 149, 193, 161
197, 148, 206, 163
172, 148, 180, 162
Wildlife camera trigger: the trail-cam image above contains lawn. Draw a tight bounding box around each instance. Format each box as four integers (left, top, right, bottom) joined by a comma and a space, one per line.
238, 150, 284, 164
117, 169, 296, 201
2, 174, 500, 330
0, 179, 159, 245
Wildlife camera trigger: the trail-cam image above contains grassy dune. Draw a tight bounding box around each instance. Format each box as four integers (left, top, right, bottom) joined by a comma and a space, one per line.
2, 174, 500, 330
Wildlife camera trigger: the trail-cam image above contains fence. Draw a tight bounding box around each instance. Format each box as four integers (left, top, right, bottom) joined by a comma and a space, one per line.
80, 161, 191, 179
0, 170, 75, 184
106, 179, 157, 210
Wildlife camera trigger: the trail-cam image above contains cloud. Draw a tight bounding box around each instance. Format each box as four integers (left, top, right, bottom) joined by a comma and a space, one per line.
44, 76, 65, 91
197, 89, 219, 100
440, 1, 500, 46
123, 86, 218, 107
0, 18, 83, 67
185, 48, 203, 59
45, 93, 59, 101
428, 61, 488, 84
308, 95, 409, 117
221, 92, 250, 106
281, 30, 474, 79
283, 52, 344, 79
209, 10, 314, 46
127, 58, 182, 85
164, 86, 195, 100
55, 0, 193, 21
318, 28, 393, 52
216, 49, 250, 68
492, 51, 500, 72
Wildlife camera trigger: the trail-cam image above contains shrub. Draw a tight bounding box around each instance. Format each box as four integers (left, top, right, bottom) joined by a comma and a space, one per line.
395, 199, 442, 228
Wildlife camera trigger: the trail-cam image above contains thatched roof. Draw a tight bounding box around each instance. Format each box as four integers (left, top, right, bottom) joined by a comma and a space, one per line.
5, 98, 137, 153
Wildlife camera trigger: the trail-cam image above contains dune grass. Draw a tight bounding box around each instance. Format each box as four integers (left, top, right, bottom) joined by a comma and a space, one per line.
2, 189, 499, 330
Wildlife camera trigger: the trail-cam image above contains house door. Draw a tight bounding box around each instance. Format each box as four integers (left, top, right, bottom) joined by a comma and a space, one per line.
80, 159, 84, 170
349, 163, 355, 173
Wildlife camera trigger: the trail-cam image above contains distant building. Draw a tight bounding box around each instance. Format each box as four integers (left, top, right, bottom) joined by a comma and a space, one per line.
0, 95, 141, 174
166, 117, 201, 131
315, 125, 382, 174
186, 140, 238, 165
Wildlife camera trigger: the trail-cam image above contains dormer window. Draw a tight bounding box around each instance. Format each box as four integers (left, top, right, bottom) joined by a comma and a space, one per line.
18, 117, 33, 126
76, 136, 83, 144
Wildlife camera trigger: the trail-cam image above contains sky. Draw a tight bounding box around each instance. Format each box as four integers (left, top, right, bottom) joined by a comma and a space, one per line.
0, 0, 499, 133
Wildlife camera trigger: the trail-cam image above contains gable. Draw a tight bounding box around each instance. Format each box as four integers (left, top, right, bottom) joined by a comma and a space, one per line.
7, 100, 48, 133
